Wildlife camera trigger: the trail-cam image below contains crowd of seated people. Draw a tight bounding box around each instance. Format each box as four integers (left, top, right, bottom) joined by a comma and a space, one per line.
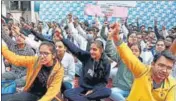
1, 12, 176, 101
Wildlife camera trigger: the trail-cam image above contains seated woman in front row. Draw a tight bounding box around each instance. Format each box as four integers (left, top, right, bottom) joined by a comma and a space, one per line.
55, 31, 111, 101
2, 41, 64, 101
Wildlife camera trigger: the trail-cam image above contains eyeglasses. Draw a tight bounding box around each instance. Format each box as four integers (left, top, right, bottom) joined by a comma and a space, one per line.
38, 52, 52, 57
158, 63, 172, 71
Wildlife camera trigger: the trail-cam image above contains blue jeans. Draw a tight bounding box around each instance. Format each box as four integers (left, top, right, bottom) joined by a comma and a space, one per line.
64, 86, 111, 101
2, 92, 39, 101
2, 71, 26, 87
110, 87, 130, 101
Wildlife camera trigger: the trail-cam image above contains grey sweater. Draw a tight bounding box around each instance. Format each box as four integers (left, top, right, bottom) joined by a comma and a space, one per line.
2, 29, 35, 77
105, 40, 134, 91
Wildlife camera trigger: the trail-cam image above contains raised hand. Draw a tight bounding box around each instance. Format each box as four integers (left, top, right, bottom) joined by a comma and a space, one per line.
169, 39, 176, 55
23, 23, 32, 30
12, 25, 20, 35
53, 27, 63, 41
162, 25, 166, 30
104, 14, 108, 22
125, 17, 128, 22
73, 17, 79, 27
136, 17, 139, 22
67, 13, 73, 23
109, 23, 121, 42
154, 18, 157, 26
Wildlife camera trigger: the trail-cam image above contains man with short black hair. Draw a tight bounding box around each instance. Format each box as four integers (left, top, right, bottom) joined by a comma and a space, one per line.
2, 25, 35, 87
110, 23, 176, 101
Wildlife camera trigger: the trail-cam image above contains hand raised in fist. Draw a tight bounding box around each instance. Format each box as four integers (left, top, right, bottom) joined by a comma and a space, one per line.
53, 28, 63, 41
67, 13, 73, 23
23, 24, 32, 30
11, 25, 20, 35
73, 17, 79, 27
169, 39, 176, 55
154, 18, 158, 26
108, 23, 121, 42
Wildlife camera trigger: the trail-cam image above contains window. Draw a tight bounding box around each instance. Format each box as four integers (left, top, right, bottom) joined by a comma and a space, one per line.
21, 1, 31, 11
9, 1, 31, 11
9, 1, 20, 10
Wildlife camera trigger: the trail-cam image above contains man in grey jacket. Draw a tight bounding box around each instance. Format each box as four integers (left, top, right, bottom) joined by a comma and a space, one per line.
2, 25, 35, 87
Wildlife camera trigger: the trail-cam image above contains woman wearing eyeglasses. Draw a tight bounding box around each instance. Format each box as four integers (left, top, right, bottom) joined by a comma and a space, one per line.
54, 32, 111, 101
2, 41, 64, 101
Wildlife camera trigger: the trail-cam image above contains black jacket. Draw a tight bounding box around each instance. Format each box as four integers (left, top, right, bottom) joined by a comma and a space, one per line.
62, 39, 110, 90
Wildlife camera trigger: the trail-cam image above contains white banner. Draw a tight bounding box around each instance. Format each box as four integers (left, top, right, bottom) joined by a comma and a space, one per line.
97, 1, 137, 7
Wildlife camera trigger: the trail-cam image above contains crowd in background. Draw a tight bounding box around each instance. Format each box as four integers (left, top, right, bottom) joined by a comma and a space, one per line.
1, 12, 176, 101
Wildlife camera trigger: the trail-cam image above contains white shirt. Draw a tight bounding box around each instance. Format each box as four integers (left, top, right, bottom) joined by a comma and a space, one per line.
161, 29, 169, 39
140, 40, 147, 51
25, 34, 41, 51
140, 50, 154, 65
68, 22, 88, 51
61, 52, 75, 85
